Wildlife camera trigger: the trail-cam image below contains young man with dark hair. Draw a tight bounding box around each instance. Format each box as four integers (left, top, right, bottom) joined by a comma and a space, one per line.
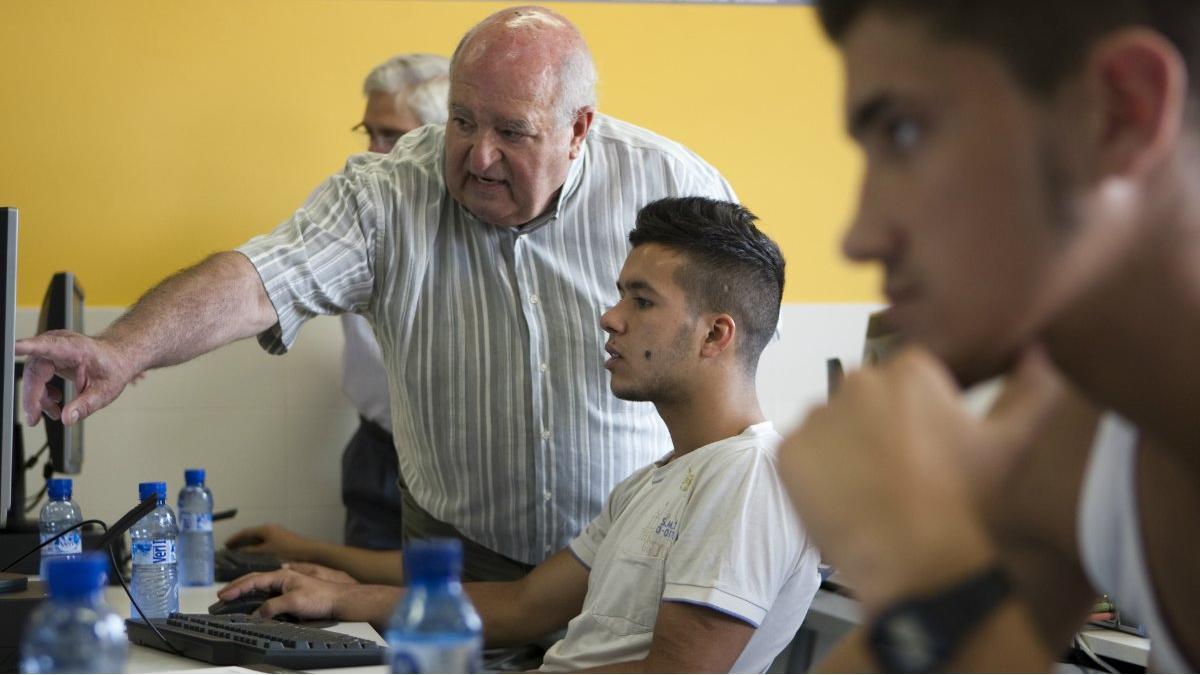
780, 1, 1200, 671
219, 197, 820, 672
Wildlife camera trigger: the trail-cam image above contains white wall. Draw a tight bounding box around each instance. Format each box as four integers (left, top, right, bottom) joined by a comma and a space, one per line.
17, 302, 878, 548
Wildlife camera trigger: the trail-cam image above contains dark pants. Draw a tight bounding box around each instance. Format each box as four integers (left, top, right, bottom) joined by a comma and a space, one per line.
341, 417, 405, 550
398, 475, 536, 583
344, 416, 536, 582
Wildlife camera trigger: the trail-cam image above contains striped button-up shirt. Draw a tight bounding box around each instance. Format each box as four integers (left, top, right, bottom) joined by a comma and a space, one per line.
238, 114, 736, 564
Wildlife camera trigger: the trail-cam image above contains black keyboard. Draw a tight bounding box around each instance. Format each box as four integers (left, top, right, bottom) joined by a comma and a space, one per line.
214, 548, 282, 582
125, 613, 386, 669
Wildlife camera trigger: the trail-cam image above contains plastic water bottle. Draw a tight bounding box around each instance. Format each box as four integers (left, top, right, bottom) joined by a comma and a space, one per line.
20, 553, 128, 673
38, 479, 82, 580
386, 539, 483, 673
177, 468, 214, 586
129, 481, 179, 619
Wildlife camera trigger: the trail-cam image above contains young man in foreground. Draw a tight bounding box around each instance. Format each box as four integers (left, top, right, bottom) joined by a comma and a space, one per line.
220, 197, 821, 672
781, 1, 1200, 670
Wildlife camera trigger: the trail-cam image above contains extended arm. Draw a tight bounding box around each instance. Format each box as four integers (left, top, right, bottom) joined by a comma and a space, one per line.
17, 251, 277, 425
219, 546, 591, 643
226, 524, 405, 585
464, 548, 590, 647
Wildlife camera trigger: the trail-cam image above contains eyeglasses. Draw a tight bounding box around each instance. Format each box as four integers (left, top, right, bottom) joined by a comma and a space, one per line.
351, 123, 408, 151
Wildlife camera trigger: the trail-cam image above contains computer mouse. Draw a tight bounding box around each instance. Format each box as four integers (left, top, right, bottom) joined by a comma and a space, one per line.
208, 589, 299, 622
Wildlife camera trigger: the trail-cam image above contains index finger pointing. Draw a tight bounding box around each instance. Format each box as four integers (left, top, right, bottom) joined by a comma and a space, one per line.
21, 357, 57, 426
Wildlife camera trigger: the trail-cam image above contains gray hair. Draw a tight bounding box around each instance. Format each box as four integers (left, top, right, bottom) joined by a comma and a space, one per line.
363, 54, 451, 125
553, 45, 598, 127
450, 10, 598, 128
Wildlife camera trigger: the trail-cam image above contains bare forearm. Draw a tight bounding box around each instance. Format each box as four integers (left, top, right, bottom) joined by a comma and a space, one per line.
943, 599, 1054, 671
463, 581, 548, 647
332, 584, 405, 629
308, 545, 404, 586
100, 251, 277, 372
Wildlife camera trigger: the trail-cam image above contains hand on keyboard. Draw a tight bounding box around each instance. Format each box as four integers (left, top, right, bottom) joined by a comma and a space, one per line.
218, 568, 343, 621
283, 562, 358, 584
225, 523, 316, 561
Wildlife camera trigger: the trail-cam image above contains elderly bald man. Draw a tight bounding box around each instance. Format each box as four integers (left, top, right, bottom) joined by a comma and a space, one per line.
17, 6, 735, 582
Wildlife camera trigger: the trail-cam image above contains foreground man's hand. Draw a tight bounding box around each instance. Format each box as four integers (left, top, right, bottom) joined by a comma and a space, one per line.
226, 523, 318, 561
777, 347, 1063, 617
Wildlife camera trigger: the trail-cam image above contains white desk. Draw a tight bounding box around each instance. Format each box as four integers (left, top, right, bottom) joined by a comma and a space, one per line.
803, 588, 1151, 669
105, 585, 388, 673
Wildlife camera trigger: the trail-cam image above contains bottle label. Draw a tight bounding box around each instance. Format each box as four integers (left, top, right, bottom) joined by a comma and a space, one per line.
39, 530, 82, 555
179, 512, 213, 532
132, 539, 177, 565
389, 636, 482, 674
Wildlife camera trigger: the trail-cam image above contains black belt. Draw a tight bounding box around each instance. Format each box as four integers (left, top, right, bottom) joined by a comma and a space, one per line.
358, 416, 393, 444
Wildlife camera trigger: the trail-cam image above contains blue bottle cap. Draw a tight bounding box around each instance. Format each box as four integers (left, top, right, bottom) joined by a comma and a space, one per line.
404, 538, 463, 583
46, 553, 108, 599
47, 478, 72, 501
184, 468, 205, 486
138, 481, 167, 503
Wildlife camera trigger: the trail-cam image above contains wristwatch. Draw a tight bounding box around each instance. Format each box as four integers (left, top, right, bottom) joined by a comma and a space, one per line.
867, 565, 1012, 673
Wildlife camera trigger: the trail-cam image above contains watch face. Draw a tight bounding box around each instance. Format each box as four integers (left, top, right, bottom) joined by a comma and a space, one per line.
883, 614, 938, 673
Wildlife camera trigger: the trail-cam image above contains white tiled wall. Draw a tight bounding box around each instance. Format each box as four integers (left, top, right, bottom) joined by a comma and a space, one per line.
16, 302, 879, 547
16, 308, 356, 547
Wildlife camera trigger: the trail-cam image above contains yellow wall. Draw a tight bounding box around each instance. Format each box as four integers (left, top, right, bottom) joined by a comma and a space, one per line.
0, 0, 876, 307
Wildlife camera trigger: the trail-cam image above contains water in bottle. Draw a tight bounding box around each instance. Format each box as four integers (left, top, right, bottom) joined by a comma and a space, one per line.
177, 468, 214, 586
129, 481, 179, 619
38, 479, 82, 580
386, 538, 483, 673
20, 553, 128, 673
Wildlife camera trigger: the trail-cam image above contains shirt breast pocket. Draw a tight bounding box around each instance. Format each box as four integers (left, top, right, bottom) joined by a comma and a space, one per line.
591, 552, 666, 636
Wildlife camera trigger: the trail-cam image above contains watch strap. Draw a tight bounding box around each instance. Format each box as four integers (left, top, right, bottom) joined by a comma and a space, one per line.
868, 564, 1012, 673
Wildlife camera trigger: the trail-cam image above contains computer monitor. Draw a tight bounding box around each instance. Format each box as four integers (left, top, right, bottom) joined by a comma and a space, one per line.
0, 209, 18, 530
36, 272, 83, 475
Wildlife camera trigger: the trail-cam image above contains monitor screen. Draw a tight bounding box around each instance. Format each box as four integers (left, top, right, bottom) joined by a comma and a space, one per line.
36, 272, 83, 475
0, 209, 17, 530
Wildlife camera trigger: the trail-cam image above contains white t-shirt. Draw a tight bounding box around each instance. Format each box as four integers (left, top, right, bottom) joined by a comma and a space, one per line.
540, 422, 821, 673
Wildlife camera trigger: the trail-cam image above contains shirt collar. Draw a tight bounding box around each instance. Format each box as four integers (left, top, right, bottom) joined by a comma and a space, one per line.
513, 136, 589, 236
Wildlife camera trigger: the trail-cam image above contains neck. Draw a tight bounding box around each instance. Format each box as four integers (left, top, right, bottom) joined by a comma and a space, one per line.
1044, 166, 1200, 459
654, 370, 766, 460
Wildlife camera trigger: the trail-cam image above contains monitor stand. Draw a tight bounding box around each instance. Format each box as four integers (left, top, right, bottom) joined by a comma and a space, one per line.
1, 414, 38, 569
0, 417, 41, 672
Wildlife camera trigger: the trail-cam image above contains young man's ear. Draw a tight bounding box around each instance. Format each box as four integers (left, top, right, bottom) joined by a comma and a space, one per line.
1085, 27, 1187, 178
700, 315, 736, 358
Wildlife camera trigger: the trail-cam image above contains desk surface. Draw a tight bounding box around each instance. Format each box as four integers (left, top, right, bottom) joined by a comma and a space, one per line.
105, 585, 388, 674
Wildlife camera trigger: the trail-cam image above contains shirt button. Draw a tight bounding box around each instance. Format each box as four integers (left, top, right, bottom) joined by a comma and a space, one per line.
530, 294, 540, 305
539, 362, 548, 372
544, 491, 552, 502
541, 429, 551, 440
